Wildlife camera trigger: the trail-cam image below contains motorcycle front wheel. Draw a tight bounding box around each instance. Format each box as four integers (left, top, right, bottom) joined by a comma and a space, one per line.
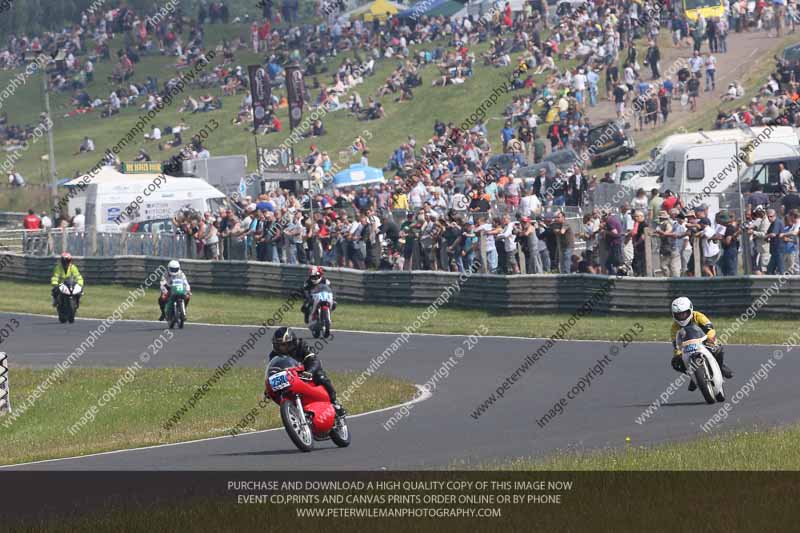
322, 309, 331, 339
330, 416, 351, 448
280, 400, 314, 452
693, 356, 716, 404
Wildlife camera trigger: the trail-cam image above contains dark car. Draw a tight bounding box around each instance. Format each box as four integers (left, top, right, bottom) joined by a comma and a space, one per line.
518, 161, 557, 180
585, 121, 636, 167
783, 44, 800, 63
542, 147, 582, 172
486, 153, 526, 174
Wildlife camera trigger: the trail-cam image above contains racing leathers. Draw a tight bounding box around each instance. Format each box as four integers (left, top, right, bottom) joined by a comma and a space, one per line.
670, 310, 733, 378
159, 270, 191, 320
268, 338, 345, 415
301, 277, 335, 324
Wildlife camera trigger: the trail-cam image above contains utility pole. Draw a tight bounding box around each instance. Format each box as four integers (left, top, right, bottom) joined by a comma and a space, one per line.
42, 67, 58, 208
27, 49, 59, 211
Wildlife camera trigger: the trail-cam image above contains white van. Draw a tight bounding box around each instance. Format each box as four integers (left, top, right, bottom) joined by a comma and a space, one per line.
640, 127, 800, 183
613, 160, 660, 192
65, 166, 226, 233
660, 139, 800, 217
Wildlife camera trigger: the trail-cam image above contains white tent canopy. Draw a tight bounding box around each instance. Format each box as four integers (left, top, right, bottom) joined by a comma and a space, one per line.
65, 166, 226, 232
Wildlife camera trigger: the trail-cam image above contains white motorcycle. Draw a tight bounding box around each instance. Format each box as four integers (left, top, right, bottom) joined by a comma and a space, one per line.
679, 326, 725, 404
57, 277, 82, 324
308, 286, 334, 339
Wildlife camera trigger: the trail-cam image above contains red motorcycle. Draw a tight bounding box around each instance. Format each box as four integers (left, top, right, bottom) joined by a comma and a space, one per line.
265, 356, 350, 452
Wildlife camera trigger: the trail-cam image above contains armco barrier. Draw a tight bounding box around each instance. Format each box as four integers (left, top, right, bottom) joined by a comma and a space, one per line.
1, 253, 800, 315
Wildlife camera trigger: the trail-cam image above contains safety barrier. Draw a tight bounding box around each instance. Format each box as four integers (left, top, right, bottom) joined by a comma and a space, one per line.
1, 253, 799, 315
0, 352, 9, 414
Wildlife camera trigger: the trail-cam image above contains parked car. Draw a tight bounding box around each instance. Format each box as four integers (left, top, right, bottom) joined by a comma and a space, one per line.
518, 161, 558, 180
543, 147, 582, 172
486, 153, 526, 174
586, 121, 636, 167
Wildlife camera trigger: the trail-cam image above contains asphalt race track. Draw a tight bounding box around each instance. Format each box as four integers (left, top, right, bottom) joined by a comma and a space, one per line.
2, 311, 797, 470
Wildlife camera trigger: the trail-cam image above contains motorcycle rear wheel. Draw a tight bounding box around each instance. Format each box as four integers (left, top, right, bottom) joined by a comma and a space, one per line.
280, 400, 314, 452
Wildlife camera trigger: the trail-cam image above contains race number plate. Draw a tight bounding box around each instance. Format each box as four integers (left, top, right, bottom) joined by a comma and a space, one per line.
269, 371, 290, 391
313, 290, 333, 303
683, 343, 700, 354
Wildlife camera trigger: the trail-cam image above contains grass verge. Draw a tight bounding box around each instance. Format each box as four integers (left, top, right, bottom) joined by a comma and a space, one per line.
0, 366, 414, 466
496, 423, 800, 470
0, 279, 795, 344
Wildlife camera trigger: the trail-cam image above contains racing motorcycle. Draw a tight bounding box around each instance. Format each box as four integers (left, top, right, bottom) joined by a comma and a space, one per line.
308, 285, 333, 339
165, 278, 187, 330
265, 355, 350, 452
678, 324, 725, 404
56, 277, 82, 324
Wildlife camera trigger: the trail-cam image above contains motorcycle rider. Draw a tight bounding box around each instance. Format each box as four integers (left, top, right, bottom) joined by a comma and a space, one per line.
51, 252, 84, 308
267, 327, 346, 416
670, 296, 734, 391
301, 266, 335, 324
158, 260, 191, 321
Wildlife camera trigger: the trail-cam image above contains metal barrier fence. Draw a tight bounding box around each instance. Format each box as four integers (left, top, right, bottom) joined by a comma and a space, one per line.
2, 253, 800, 315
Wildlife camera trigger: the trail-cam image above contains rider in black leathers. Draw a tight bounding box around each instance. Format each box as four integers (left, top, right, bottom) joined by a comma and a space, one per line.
301, 266, 335, 324
267, 327, 346, 416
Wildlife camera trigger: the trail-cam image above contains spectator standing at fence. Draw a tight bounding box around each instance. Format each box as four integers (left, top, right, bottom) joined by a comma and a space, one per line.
656, 211, 676, 276
519, 217, 542, 274
520, 186, 542, 218
582, 212, 600, 269
23, 209, 41, 230
603, 211, 625, 275
717, 211, 740, 276
632, 188, 649, 213
643, 188, 660, 221
781, 210, 799, 272
40, 211, 52, 230
698, 216, 719, 276
630, 210, 647, 276
263, 211, 282, 263
72, 208, 85, 231
205, 216, 220, 260
477, 215, 499, 273
496, 215, 517, 274
400, 213, 418, 271
766, 208, 785, 274
749, 205, 770, 274
552, 211, 574, 274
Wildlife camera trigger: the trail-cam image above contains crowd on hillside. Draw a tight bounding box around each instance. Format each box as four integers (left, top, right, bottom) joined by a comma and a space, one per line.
8, 0, 797, 278
714, 54, 800, 129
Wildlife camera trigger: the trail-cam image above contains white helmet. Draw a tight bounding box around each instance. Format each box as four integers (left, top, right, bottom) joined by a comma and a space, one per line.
168, 260, 181, 275
671, 297, 693, 327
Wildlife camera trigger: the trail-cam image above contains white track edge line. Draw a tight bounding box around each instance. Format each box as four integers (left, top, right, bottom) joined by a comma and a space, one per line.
0, 385, 432, 469
0, 311, 782, 347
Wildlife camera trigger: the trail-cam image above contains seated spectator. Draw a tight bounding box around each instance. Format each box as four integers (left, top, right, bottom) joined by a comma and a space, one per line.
75, 136, 95, 154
